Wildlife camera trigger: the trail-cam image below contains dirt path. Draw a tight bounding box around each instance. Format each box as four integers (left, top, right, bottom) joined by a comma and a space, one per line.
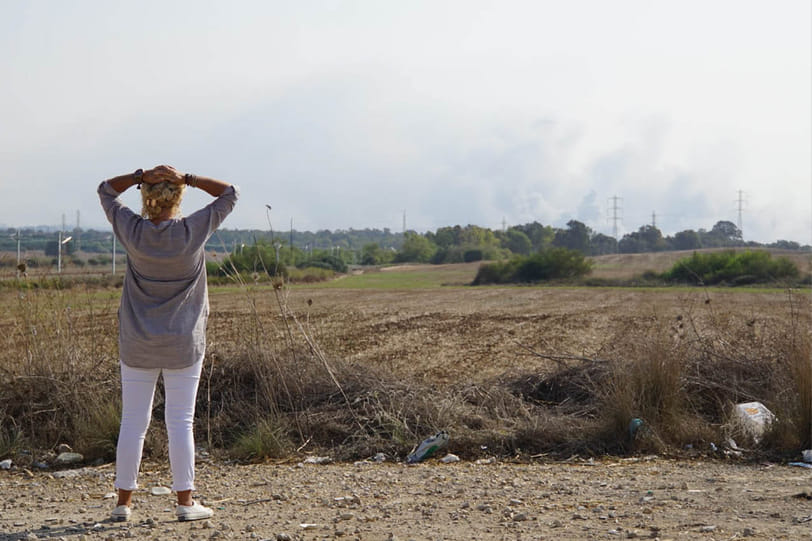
2, 457, 812, 540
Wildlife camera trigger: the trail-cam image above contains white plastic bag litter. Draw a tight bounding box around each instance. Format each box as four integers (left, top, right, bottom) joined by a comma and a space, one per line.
734, 401, 775, 442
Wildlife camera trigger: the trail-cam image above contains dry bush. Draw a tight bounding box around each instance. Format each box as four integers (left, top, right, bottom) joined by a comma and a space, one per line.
0, 423, 23, 459
668, 292, 812, 454
2, 276, 810, 465
204, 286, 565, 460
760, 291, 812, 452
75, 401, 122, 461
230, 417, 291, 460
495, 291, 812, 458
0, 288, 121, 459
590, 316, 696, 451
195, 283, 812, 462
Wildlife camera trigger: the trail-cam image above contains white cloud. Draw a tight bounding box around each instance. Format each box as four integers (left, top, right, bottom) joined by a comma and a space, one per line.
0, 0, 809, 245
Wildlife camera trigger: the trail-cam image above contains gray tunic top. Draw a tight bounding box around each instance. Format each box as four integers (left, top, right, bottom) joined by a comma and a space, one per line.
98, 182, 239, 369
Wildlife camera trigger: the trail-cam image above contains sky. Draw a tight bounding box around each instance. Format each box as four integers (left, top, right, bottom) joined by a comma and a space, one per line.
1, 0, 810, 244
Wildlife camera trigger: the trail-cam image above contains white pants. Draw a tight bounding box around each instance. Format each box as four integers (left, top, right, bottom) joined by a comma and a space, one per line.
115, 359, 203, 492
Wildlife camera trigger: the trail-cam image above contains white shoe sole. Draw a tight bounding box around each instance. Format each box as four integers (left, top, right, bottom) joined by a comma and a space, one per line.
111, 505, 131, 522
176, 503, 213, 522
178, 513, 212, 522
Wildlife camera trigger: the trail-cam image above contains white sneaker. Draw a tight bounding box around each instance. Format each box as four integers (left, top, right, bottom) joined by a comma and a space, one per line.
176, 501, 214, 521
111, 505, 131, 522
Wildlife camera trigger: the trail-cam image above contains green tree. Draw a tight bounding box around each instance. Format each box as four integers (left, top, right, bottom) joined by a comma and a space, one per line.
502, 228, 532, 255
619, 225, 666, 253
769, 240, 801, 250
302, 254, 347, 273
395, 233, 437, 263
458, 225, 499, 249
590, 233, 617, 255
222, 241, 284, 276
553, 220, 591, 254
671, 230, 702, 250
360, 243, 393, 265
514, 222, 554, 252
429, 225, 507, 263
700, 220, 743, 247
428, 226, 461, 248
711, 220, 742, 242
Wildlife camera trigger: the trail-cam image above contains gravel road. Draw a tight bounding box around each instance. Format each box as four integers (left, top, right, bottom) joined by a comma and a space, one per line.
2, 456, 812, 540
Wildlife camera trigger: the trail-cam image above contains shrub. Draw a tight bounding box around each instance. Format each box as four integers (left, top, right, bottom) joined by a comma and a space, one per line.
75, 401, 122, 461
300, 255, 347, 273
463, 249, 483, 263
0, 424, 23, 459
434, 245, 508, 264
473, 248, 592, 285
394, 233, 437, 263
432, 246, 465, 264
663, 250, 800, 285
230, 418, 292, 460
286, 266, 334, 283
360, 243, 394, 266
472, 260, 516, 285
220, 243, 284, 276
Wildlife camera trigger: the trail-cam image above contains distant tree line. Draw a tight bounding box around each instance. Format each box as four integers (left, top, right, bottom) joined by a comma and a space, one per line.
379, 219, 808, 265
1, 219, 808, 272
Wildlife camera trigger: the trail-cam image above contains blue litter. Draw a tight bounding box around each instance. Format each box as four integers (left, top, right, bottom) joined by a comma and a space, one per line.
407, 431, 449, 464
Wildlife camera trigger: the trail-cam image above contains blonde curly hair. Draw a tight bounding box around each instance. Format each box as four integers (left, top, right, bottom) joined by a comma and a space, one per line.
141, 182, 186, 220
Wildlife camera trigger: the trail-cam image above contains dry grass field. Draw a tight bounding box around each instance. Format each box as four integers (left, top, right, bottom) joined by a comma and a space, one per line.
223, 274, 797, 385
0, 255, 810, 456
0, 254, 811, 539
0, 258, 812, 541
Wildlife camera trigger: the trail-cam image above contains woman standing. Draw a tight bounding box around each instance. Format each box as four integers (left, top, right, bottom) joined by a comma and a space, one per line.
98, 165, 239, 522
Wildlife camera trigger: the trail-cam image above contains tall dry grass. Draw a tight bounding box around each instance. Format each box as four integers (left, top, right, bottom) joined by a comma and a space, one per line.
0, 286, 121, 462
203, 284, 812, 461
576, 289, 812, 455
0, 275, 810, 464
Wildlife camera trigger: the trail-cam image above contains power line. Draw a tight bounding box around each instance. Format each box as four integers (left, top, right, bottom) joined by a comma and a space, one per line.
607, 196, 623, 241
735, 190, 746, 239
12, 229, 21, 267
76, 210, 81, 251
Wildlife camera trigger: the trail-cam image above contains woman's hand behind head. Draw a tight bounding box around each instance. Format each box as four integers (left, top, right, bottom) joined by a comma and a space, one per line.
144, 165, 185, 185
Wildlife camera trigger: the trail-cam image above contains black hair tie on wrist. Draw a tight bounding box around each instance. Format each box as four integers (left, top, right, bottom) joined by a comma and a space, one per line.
184, 173, 198, 187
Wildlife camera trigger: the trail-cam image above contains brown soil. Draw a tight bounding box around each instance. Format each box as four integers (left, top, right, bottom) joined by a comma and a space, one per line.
208, 279, 804, 386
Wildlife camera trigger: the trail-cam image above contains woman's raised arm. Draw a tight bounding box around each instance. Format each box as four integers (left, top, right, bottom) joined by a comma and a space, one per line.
105, 167, 176, 193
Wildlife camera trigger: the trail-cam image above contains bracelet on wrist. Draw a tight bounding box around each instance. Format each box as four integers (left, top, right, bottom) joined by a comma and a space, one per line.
133, 168, 144, 189
184, 173, 198, 187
